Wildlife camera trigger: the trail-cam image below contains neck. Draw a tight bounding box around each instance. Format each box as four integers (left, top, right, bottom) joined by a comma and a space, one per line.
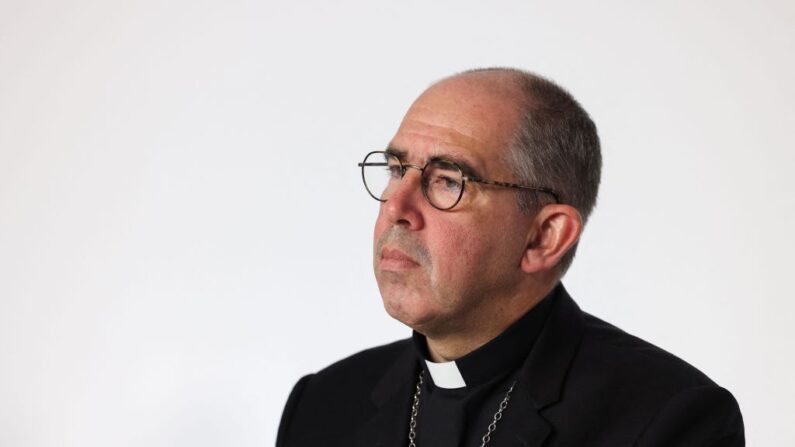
424, 279, 557, 362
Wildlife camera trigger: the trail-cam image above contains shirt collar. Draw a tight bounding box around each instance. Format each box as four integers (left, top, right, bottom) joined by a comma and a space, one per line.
412, 283, 559, 389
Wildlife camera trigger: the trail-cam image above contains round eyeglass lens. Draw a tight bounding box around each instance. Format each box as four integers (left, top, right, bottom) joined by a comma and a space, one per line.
422, 160, 464, 209
362, 152, 402, 202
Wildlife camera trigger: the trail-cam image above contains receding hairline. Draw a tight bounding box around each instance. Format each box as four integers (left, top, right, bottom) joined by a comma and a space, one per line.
428, 67, 541, 109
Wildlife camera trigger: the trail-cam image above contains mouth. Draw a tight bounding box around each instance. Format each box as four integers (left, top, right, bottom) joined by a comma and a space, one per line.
380, 247, 421, 271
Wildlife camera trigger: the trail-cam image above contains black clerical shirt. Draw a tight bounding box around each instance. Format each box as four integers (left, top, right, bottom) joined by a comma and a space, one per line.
411, 286, 556, 446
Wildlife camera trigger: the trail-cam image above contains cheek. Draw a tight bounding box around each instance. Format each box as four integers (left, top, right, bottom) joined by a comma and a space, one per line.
429, 218, 522, 288
428, 222, 481, 285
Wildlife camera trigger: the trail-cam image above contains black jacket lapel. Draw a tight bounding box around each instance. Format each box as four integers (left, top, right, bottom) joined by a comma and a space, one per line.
506, 285, 586, 447
354, 345, 420, 447
505, 390, 553, 447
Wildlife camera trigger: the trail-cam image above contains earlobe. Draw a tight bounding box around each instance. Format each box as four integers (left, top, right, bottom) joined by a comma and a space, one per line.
520, 205, 583, 274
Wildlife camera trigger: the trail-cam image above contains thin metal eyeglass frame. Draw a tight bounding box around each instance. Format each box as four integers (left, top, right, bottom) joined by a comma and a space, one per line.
358, 150, 560, 210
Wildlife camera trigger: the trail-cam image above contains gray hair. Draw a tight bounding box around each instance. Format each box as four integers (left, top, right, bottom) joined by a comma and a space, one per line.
461, 68, 603, 275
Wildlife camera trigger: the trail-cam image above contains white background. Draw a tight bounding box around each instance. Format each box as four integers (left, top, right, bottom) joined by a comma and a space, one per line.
1, 0, 793, 445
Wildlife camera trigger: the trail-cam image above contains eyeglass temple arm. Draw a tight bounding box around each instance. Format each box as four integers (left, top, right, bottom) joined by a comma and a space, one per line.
465, 177, 560, 203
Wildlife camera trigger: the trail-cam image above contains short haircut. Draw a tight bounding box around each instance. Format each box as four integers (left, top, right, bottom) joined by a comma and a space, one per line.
459, 68, 603, 275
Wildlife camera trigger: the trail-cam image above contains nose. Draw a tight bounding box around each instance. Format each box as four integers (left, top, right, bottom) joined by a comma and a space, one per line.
381, 167, 425, 230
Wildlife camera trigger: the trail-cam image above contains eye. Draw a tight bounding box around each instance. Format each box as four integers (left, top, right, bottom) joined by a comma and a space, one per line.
442, 175, 462, 191
426, 173, 462, 192
386, 163, 403, 179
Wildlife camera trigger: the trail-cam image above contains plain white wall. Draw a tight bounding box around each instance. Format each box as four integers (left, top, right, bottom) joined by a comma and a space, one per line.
1, 0, 793, 445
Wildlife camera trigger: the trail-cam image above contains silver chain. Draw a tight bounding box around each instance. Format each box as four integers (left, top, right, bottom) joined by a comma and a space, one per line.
408, 372, 423, 447
407, 371, 517, 447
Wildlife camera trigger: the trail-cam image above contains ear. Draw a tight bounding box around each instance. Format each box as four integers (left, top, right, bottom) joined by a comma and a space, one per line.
520, 204, 583, 274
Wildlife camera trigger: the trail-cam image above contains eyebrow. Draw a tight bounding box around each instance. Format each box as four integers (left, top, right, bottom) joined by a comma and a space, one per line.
385, 146, 483, 179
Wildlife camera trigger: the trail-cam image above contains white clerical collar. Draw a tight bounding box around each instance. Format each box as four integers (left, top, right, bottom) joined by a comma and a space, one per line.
424, 359, 467, 389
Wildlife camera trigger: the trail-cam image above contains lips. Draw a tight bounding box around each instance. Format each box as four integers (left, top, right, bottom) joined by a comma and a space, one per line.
380, 247, 420, 270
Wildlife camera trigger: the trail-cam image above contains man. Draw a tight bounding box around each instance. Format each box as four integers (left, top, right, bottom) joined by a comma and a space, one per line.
276, 68, 744, 446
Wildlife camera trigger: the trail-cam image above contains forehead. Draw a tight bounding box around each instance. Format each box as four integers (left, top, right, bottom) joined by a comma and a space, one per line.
388, 75, 523, 177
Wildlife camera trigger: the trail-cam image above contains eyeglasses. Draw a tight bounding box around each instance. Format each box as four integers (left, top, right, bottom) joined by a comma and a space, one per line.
358, 150, 559, 211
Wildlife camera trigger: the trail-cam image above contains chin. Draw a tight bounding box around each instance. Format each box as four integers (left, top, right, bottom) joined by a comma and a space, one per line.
380, 290, 437, 331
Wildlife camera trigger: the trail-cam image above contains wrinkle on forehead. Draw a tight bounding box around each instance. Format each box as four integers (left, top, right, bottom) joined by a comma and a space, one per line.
389, 121, 488, 174
389, 77, 524, 175
406, 102, 517, 145
397, 118, 484, 151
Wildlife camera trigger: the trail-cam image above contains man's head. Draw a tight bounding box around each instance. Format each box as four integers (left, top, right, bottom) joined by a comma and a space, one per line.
370, 68, 601, 339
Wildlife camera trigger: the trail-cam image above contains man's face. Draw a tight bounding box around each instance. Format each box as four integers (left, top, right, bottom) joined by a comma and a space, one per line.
373, 75, 535, 337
